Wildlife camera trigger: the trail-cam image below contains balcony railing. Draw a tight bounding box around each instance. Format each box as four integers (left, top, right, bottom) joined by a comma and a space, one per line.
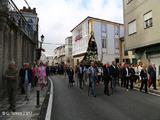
8, 0, 35, 40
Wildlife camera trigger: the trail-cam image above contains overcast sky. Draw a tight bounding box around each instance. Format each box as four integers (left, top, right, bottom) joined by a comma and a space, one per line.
14, 0, 123, 57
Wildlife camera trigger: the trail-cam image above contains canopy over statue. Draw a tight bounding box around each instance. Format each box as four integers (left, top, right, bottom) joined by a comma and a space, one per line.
81, 31, 102, 67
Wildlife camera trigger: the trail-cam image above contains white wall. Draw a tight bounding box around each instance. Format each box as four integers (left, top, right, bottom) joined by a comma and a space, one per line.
93, 21, 102, 61
120, 25, 124, 38
72, 21, 89, 56
107, 24, 115, 54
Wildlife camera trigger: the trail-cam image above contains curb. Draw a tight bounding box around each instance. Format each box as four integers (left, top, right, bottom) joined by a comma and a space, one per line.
45, 77, 54, 120
134, 85, 160, 95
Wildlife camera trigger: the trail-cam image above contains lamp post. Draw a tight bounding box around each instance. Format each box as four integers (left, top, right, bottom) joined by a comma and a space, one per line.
40, 34, 44, 57
40, 34, 44, 48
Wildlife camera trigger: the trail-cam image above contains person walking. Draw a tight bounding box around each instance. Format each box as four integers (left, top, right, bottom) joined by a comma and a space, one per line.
120, 63, 124, 87
110, 61, 118, 93
138, 62, 143, 84
37, 62, 46, 89
116, 63, 120, 86
64, 65, 67, 78
97, 66, 102, 84
134, 64, 139, 83
103, 62, 110, 96
140, 64, 148, 93
88, 61, 97, 97
5, 61, 19, 112
23, 63, 33, 101
68, 66, 75, 86
19, 62, 26, 94
30, 63, 36, 89
83, 66, 87, 82
33, 62, 38, 86
122, 63, 130, 91
77, 63, 84, 89
148, 62, 157, 90
129, 64, 135, 90
45, 62, 50, 85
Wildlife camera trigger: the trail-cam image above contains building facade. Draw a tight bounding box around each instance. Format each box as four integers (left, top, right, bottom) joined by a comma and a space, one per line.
71, 16, 124, 66
0, 0, 37, 98
120, 37, 136, 64
65, 36, 73, 66
54, 45, 65, 65
46, 56, 54, 66
123, 0, 160, 79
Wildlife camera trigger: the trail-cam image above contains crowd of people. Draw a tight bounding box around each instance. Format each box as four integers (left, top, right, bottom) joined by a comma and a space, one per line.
66, 61, 158, 98
5, 61, 49, 112
5, 60, 158, 111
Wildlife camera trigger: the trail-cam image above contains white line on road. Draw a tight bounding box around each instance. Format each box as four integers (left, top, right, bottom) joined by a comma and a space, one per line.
134, 88, 160, 97
45, 77, 54, 120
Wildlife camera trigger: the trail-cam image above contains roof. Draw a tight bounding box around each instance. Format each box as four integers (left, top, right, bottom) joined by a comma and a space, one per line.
70, 16, 123, 32
54, 44, 65, 51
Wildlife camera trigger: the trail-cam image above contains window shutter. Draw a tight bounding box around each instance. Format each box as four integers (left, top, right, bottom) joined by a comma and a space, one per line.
144, 11, 152, 21
128, 20, 136, 35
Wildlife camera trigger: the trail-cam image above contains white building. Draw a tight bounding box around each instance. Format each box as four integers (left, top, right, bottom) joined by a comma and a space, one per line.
71, 16, 124, 66
65, 36, 73, 66
20, 7, 39, 32
53, 45, 65, 65
46, 56, 54, 66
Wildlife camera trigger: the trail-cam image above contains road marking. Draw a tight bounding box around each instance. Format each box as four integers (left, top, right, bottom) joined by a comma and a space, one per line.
134, 88, 160, 97
45, 77, 54, 120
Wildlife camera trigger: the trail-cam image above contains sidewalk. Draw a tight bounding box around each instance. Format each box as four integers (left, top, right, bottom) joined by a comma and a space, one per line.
0, 84, 49, 120
133, 82, 160, 95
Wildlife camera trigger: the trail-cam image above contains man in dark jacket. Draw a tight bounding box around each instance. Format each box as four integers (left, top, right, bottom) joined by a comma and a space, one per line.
116, 63, 120, 86
110, 61, 118, 92
122, 63, 130, 91
77, 63, 84, 89
103, 62, 110, 96
5, 61, 19, 112
19, 63, 26, 94
148, 62, 157, 90
23, 63, 33, 101
120, 63, 124, 87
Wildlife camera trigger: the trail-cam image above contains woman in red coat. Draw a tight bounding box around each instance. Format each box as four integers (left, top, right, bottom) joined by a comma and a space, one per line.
30, 63, 36, 89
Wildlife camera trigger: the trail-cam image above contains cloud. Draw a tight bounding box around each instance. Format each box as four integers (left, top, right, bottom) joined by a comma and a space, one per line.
13, 0, 123, 56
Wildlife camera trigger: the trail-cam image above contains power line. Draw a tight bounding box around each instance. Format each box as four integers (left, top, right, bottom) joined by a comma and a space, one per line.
23, 0, 31, 8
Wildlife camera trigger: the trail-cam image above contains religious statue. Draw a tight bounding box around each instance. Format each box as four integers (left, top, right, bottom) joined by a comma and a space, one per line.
81, 31, 99, 67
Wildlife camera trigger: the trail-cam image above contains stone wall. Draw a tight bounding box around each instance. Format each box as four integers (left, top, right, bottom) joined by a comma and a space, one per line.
0, 0, 36, 99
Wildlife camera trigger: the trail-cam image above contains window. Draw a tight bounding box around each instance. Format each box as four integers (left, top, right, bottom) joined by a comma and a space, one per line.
128, 20, 136, 35
144, 11, 152, 29
132, 51, 135, 55
115, 40, 119, 50
102, 39, 106, 48
115, 26, 119, 35
123, 59, 130, 64
28, 19, 34, 28
102, 23, 106, 33
127, 0, 132, 4
124, 51, 128, 56
77, 59, 79, 65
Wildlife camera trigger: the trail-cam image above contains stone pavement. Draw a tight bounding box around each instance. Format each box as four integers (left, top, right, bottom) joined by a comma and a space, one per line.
0, 84, 49, 120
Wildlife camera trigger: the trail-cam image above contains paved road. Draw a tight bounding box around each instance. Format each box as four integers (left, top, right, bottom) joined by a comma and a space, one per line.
50, 75, 160, 120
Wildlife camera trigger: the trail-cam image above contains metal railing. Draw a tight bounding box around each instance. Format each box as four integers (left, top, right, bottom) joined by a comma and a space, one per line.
8, 0, 35, 40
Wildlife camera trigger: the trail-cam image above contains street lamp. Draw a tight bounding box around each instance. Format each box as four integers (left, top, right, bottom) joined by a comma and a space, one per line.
40, 34, 44, 49
41, 34, 44, 43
